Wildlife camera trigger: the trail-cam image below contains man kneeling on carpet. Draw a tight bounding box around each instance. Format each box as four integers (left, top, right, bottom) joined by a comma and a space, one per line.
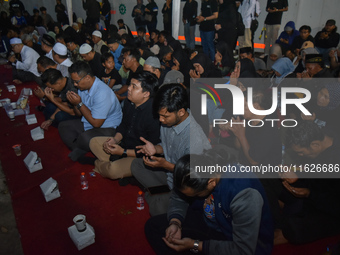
145, 149, 274, 255
58, 61, 122, 163
89, 71, 160, 179
39, 68, 80, 130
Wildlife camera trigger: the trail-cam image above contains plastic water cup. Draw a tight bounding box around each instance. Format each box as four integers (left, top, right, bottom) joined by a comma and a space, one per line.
73, 215, 87, 232
8, 111, 15, 121
12, 144, 21, 156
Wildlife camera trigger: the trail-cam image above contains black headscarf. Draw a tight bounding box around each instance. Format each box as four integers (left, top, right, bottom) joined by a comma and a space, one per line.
215, 41, 235, 69
239, 58, 258, 78
192, 53, 222, 78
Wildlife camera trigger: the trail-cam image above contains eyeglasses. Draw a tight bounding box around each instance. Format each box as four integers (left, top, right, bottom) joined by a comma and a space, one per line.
72, 73, 89, 85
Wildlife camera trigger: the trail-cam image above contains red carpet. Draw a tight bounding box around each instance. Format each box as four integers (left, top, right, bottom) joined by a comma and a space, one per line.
0, 65, 338, 254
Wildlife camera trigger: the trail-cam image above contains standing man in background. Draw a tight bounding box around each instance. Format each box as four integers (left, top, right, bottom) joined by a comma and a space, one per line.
82, 0, 100, 29
196, 0, 218, 61
262, 0, 288, 58
183, 0, 198, 50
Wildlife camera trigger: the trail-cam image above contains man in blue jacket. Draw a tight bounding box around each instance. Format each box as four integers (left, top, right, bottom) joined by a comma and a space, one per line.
145, 148, 273, 255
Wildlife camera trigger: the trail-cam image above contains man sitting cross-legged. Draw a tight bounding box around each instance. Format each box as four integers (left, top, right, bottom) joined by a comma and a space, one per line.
58, 61, 122, 162
89, 71, 160, 179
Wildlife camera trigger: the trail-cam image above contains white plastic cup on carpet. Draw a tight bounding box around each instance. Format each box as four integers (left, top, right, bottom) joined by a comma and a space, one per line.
10, 102, 16, 109
8, 111, 15, 121
73, 215, 87, 232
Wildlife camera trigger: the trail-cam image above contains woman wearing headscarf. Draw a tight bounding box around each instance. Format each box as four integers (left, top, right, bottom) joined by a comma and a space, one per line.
172, 50, 193, 86
301, 81, 340, 134
189, 53, 222, 78
229, 58, 258, 89
271, 57, 295, 87
165, 34, 181, 52
266, 44, 283, 70
214, 40, 235, 77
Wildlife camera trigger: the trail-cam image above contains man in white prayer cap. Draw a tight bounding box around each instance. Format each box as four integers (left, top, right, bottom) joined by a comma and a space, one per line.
91, 30, 109, 54
53, 42, 73, 77
8, 37, 40, 83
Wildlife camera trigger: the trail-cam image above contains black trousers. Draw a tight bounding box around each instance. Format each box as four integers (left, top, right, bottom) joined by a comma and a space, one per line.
145, 208, 228, 255
58, 119, 116, 152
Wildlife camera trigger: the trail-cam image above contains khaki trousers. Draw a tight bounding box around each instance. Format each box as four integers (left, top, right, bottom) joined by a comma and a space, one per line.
264, 24, 281, 55
89, 136, 134, 180
238, 28, 252, 48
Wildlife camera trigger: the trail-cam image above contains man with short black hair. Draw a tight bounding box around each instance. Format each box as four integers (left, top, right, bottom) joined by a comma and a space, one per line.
131, 84, 211, 216
239, 46, 266, 71
315, 19, 340, 67
107, 37, 124, 70
290, 25, 314, 55
90, 71, 160, 177
58, 61, 122, 162
116, 47, 143, 101
145, 149, 274, 254
39, 68, 79, 129
53, 42, 73, 77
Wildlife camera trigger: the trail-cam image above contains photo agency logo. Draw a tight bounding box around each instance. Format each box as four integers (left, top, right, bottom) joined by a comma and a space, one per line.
196, 79, 312, 128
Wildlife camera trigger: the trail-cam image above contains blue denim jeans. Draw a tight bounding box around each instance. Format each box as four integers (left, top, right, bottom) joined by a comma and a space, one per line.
200, 30, 215, 61
43, 102, 79, 127
184, 23, 196, 50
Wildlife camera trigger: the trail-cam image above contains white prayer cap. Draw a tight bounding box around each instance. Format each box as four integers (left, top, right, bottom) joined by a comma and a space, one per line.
79, 43, 92, 54
53, 42, 67, 55
92, 30, 102, 38
10, 38, 22, 45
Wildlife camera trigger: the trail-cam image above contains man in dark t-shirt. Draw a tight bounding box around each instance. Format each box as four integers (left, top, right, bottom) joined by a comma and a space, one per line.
79, 43, 104, 77
196, 0, 218, 61
40, 68, 79, 129
263, 0, 288, 56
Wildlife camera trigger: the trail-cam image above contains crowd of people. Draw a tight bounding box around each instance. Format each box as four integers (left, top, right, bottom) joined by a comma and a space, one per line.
1, 0, 340, 254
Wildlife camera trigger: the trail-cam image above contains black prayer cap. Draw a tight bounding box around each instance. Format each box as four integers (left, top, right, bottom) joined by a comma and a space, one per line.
42, 34, 55, 47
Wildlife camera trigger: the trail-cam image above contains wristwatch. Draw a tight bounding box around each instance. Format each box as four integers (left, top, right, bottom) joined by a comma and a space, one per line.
204, 17, 207, 21
76, 102, 83, 109
121, 149, 127, 158
190, 240, 200, 253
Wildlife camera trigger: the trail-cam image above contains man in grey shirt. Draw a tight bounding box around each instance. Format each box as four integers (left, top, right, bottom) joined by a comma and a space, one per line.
131, 84, 211, 216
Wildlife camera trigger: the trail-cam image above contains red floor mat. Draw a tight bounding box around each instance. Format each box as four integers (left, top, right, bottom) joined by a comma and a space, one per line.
0, 73, 339, 254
